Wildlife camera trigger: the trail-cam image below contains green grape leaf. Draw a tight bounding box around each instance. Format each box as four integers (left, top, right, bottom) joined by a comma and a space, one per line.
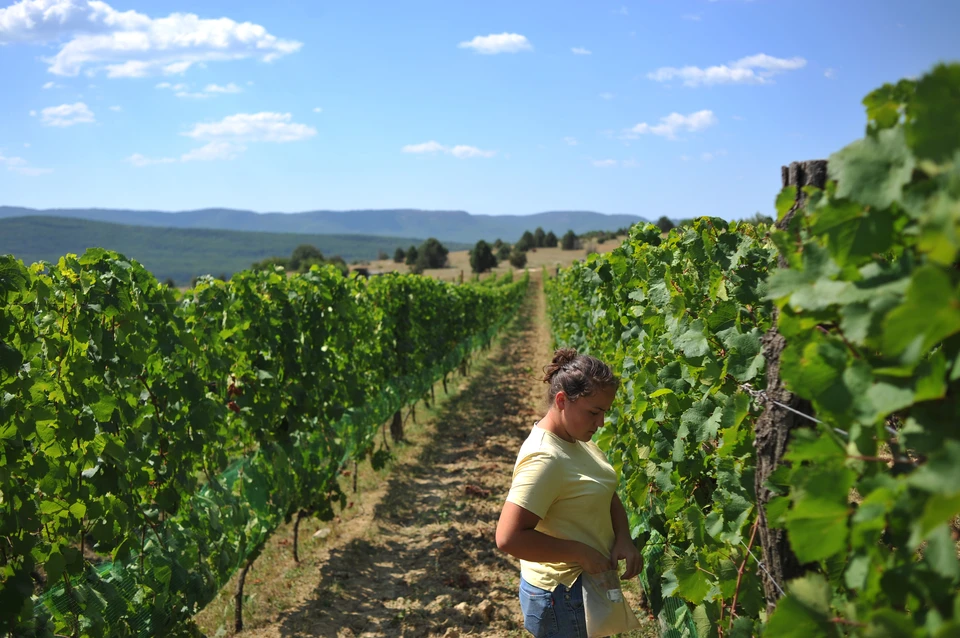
785, 499, 850, 562
784, 428, 845, 463
829, 126, 915, 211
677, 320, 710, 358
90, 396, 118, 422
765, 574, 837, 637
906, 63, 960, 162
883, 266, 960, 364
776, 186, 798, 220
866, 609, 921, 637
672, 555, 712, 603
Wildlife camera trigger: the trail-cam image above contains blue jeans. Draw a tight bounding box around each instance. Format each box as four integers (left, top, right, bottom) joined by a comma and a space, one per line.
518, 575, 587, 638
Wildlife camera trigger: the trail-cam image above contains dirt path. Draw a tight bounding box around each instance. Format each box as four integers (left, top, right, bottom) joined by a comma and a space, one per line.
203, 274, 655, 637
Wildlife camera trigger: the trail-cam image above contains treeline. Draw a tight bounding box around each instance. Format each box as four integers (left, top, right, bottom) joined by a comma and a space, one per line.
250, 244, 350, 276
391, 237, 450, 274
468, 226, 622, 273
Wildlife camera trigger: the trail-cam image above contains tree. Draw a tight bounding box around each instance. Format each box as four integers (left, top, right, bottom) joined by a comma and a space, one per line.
561, 230, 577, 250
545, 231, 558, 247
394, 247, 406, 263
377, 249, 389, 261
162, 277, 177, 287
404, 245, 418, 266
496, 243, 512, 261
289, 244, 324, 271
656, 216, 675, 233
470, 240, 498, 273
516, 230, 536, 252
417, 237, 449, 269
744, 212, 774, 226
493, 238, 504, 250
509, 248, 527, 269
252, 256, 288, 271
533, 226, 546, 248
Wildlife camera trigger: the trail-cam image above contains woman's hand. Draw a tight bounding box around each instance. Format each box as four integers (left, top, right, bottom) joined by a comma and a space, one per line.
611, 535, 642, 579
576, 544, 613, 574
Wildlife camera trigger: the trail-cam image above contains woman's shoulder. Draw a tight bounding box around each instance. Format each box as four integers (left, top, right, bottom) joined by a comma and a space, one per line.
517, 425, 573, 461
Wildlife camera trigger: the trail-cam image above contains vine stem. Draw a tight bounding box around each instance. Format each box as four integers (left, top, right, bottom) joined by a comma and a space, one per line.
728, 516, 760, 628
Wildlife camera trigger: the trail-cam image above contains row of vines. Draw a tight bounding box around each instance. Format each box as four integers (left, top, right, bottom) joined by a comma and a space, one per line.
0, 250, 527, 636
546, 64, 960, 636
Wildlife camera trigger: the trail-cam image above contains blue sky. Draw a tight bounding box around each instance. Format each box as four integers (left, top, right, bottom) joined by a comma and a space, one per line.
1, 0, 958, 220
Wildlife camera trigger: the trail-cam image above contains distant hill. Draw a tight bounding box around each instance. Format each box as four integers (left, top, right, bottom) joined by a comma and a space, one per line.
0, 216, 469, 286
0, 206, 647, 244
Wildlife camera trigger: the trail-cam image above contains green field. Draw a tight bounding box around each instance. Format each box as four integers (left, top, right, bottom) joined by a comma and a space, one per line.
0, 216, 468, 285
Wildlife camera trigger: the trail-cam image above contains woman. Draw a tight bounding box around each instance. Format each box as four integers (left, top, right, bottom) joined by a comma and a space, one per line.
496, 348, 642, 638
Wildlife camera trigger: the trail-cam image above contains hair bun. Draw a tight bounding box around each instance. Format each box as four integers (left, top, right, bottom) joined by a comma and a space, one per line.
542, 348, 578, 384
552, 348, 578, 367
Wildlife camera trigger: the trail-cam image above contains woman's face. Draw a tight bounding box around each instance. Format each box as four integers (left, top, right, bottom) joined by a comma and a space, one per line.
556, 386, 617, 442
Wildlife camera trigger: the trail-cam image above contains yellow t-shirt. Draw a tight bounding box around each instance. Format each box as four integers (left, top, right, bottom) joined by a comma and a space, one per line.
505, 423, 618, 591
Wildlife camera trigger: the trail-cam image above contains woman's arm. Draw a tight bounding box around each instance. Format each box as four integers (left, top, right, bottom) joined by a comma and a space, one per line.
496, 502, 613, 574
610, 493, 642, 579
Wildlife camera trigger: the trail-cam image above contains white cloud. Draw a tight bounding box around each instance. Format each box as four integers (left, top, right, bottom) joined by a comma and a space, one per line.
680, 155, 691, 161
109, 105, 122, 111
622, 158, 640, 168
572, 47, 591, 55
0, 0, 302, 77
402, 141, 495, 158
42, 80, 60, 89
29, 110, 36, 116
592, 159, 617, 167
647, 53, 806, 87
23, 143, 30, 148
682, 13, 702, 21
450, 145, 495, 159
181, 141, 245, 162
625, 110, 717, 140
183, 112, 316, 143
600, 92, 615, 100
824, 68, 837, 79
563, 137, 578, 146
130, 112, 313, 166
204, 82, 242, 94
313, 107, 323, 113
731, 115, 745, 121
402, 141, 446, 154
614, 6, 628, 15
458, 33, 532, 55
156, 82, 239, 98
0, 152, 51, 175
40, 102, 95, 126
701, 149, 727, 161
125, 153, 176, 167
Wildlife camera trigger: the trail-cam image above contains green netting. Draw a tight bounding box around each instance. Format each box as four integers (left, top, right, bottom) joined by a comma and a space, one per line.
634, 510, 700, 638
29, 310, 519, 637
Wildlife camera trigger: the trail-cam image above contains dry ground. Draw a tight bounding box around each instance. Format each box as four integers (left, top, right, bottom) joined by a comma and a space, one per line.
351, 237, 625, 283
195, 272, 657, 638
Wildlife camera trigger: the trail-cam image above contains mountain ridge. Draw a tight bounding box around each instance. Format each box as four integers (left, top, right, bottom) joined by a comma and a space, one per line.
0, 206, 646, 244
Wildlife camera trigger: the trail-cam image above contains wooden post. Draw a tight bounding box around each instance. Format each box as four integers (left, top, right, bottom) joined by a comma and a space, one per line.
754, 160, 827, 610
390, 409, 403, 442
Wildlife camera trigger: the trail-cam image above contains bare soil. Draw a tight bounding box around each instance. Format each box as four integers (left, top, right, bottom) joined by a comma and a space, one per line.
196, 273, 657, 637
